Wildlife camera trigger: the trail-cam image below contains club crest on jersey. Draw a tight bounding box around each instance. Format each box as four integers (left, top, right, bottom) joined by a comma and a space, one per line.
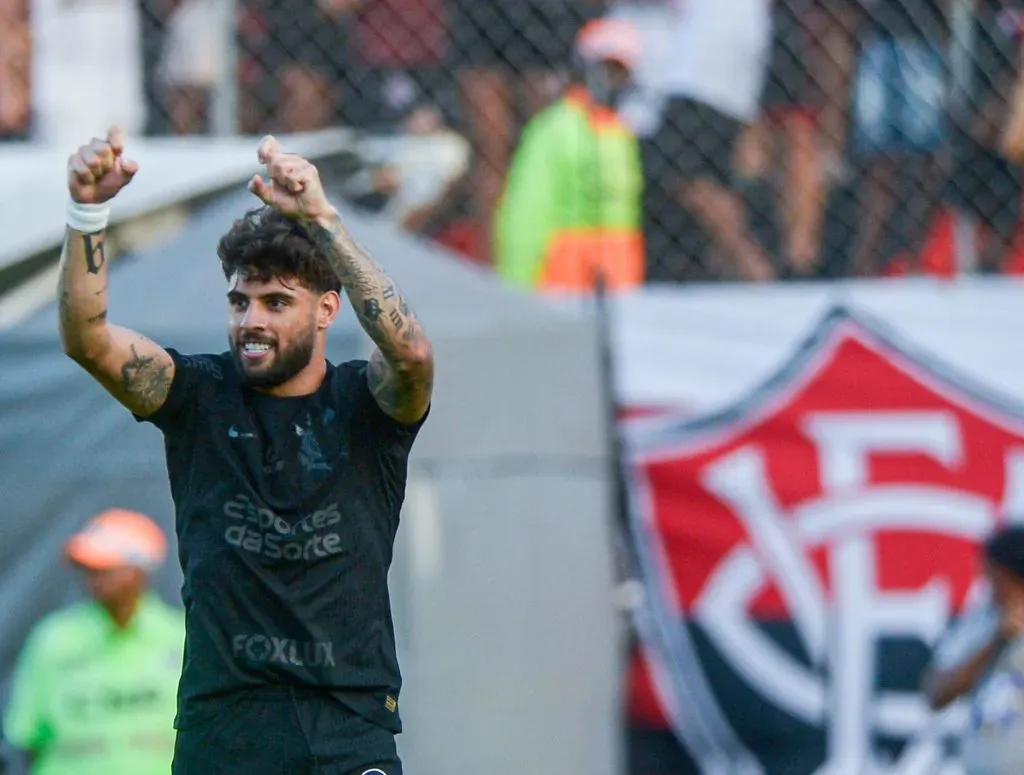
623, 307, 1024, 773
295, 419, 331, 473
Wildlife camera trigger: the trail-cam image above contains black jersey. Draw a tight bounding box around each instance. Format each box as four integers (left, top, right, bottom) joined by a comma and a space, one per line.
135, 349, 427, 733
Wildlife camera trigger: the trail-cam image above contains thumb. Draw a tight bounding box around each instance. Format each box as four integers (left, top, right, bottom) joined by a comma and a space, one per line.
117, 157, 139, 182
107, 125, 126, 156
248, 174, 273, 204
257, 135, 279, 165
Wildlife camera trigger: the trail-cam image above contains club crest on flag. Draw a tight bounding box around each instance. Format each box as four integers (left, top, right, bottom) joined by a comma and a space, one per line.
623, 307, 1024, 774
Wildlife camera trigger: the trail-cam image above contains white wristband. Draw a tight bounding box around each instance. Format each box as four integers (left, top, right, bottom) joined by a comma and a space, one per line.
66, 199, 111, 233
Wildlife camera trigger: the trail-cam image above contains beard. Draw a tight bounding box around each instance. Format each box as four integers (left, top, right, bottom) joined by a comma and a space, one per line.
231, 325, 316, 390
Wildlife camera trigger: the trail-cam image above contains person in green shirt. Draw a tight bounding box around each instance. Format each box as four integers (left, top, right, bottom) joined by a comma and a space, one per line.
494, 16, 646, 294
3, 508, 184, 775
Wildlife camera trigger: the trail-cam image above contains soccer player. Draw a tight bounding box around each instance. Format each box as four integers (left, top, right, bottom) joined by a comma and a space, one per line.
57, 127, 434, 775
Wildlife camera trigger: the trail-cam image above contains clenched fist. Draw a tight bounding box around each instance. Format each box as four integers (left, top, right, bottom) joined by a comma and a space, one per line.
249, 135, 335, 223
67, 126, 139, 205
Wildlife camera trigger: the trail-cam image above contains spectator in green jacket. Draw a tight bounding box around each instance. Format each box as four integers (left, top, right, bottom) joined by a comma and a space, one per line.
3, 508, 184, 775
495, 17, 645, 294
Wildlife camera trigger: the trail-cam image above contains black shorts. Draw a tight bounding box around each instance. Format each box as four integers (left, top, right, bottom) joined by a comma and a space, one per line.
171, 688, 401, 775
650, 97, 743, 189
447, 0, 598, 72
946, 141, 1023, 236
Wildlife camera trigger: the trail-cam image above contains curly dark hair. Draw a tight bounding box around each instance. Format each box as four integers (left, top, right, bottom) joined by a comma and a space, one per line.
217, 206, 341, 294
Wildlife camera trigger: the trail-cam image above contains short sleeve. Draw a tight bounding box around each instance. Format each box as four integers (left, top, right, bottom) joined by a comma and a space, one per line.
3, 626, 54, 753
346, 361, 430, 449
133, 348, 226, 433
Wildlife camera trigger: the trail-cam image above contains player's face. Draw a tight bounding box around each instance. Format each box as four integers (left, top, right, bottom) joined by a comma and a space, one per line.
227, 272, 319, 389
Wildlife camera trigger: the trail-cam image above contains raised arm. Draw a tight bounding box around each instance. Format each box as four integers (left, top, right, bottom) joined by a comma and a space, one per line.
58, 129, 175, 418
249, 136, 434, 425
305, 215, 433, 424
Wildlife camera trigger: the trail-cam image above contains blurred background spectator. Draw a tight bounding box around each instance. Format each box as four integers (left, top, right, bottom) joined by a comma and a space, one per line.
448, 0, 604, 264
494, 17, 644, 293
744, 0, 827, 279
847, 0, 948, 276
944, 0, 1024, 273
0, 0, 31, 140
339, 102, 471, 235
3, 509, 183, 775
157, 0, 223, 135
10, 0, 1024, 282
645, 0, 775, 283
344, 0, 450, 130
29, 0, 146, 146
8, 0, 1024, 279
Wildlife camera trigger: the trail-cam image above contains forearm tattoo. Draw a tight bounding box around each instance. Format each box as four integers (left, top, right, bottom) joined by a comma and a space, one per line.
306, 219, 429, 356
58, 229, 109, 340
83, 233, 106, 275
304, 217, 432, 419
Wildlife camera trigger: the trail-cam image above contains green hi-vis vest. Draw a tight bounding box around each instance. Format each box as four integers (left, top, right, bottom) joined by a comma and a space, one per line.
495, 88, 645, 293
4, 594, 185, 775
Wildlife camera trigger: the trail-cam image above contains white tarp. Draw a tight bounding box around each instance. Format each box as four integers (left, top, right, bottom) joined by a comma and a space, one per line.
0, 129, 356, 273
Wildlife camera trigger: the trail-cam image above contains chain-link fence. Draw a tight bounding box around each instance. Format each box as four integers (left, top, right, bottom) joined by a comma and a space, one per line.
5, 0, 1024, 285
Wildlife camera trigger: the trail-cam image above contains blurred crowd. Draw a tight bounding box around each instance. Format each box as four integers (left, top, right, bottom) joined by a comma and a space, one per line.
3, 0, 1024, 285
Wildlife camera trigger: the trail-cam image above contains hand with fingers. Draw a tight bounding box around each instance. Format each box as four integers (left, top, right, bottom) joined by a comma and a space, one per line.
67, 126, 140, 205
249, 135, 336, 224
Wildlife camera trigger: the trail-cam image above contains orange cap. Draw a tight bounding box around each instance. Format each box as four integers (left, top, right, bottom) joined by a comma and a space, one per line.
575, 18, 641, 71
65, 508, 168, 572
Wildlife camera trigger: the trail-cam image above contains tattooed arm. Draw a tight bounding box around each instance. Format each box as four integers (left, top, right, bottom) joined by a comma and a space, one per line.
249, 134, 434, 424
57, 227, 175, 417
59, 130, 174, 418
303, 212, 434, 424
